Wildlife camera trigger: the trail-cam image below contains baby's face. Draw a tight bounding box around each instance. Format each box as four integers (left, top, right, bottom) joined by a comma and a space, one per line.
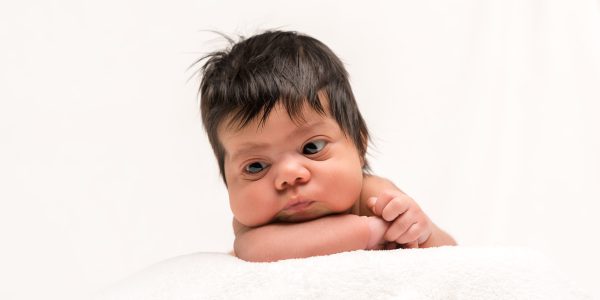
218, 102, 364, 227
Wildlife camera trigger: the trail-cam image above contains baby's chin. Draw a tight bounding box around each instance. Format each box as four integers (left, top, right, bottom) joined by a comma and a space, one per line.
276, 213, 323, 223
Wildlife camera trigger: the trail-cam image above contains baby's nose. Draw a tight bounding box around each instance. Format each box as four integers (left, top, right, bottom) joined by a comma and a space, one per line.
274, 157, 311, 190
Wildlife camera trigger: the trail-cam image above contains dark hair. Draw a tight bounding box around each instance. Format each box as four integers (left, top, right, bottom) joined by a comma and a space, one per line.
196, 30, 369, 183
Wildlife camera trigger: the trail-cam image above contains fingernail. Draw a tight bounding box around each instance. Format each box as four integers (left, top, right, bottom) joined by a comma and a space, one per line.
368, 197, 377, 207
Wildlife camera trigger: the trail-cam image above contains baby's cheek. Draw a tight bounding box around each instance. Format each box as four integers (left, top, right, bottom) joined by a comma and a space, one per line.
229, 186, 279, 227
321, 161, 363, 211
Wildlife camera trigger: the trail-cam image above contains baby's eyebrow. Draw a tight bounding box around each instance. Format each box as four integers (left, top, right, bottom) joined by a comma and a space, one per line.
229, 143, 270, 162
287, 120, 327, 139
228, 120, 330, 162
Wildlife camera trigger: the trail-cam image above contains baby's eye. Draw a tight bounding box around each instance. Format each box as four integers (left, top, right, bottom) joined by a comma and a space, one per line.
244, 161, 268, 174
302, 140, 327, 155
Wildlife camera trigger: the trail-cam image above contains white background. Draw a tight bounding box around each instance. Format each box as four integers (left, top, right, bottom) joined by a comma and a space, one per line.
1, 0, 599, 299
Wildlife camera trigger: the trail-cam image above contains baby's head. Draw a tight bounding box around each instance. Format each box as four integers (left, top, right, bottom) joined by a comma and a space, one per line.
198, 30, 370, 226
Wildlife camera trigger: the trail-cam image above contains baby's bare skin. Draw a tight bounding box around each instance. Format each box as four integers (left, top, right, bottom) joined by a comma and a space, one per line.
221, 100, 455, 262
198, 31, 456, 262
231, 175, 455, 261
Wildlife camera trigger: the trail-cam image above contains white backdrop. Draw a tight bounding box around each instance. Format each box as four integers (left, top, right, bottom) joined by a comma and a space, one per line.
1, 0, 599, 299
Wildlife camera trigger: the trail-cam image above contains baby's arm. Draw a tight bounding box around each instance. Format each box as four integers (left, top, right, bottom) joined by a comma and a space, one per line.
233, 214, 388, 262
361, 174, 457, 248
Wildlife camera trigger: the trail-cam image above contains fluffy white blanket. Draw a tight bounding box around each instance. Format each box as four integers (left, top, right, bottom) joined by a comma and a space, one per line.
95, 247, 589, 300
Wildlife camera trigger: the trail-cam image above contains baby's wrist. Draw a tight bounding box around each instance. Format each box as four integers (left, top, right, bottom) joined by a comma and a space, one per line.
365, 216, 387, 250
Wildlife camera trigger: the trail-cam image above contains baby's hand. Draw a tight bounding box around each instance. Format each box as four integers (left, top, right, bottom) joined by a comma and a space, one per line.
367, 190, 433, 248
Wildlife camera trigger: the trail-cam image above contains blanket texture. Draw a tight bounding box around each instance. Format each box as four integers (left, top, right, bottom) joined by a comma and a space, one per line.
95, 247, 589, 300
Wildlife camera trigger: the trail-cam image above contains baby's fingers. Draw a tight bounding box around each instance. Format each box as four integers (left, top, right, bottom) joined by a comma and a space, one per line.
396, 222, 430, 245
404, 241, 419, 249
381, 196, 411, 222
384, 212, 416, 241
367, 191, 396, 216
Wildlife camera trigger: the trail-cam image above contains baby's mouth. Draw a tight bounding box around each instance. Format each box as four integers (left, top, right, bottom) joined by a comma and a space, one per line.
277, 200, 332, 223
283, 200, 315, 212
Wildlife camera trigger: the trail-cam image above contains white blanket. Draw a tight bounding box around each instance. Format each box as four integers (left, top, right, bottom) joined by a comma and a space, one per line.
95, 247, 589, 300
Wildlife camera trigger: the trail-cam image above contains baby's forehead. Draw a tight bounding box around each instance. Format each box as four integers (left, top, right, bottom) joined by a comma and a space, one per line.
219, 105, 340, 148
224, 104, 330, 134
224, 90, 332, 131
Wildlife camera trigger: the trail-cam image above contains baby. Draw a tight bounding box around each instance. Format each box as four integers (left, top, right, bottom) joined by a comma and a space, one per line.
198, 30, 456, 262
